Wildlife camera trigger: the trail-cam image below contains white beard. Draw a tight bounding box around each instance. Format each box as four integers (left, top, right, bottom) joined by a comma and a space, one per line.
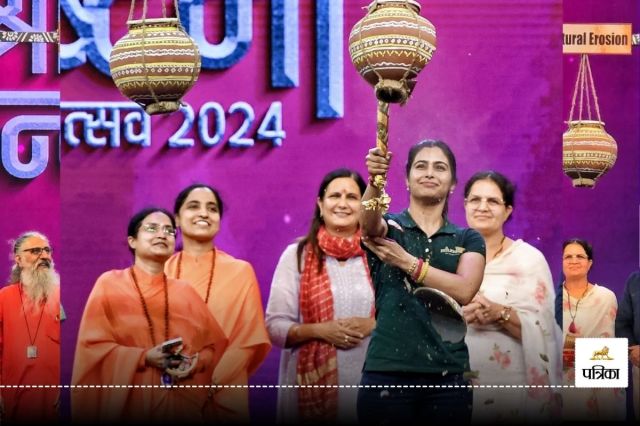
20, 266, 59, 309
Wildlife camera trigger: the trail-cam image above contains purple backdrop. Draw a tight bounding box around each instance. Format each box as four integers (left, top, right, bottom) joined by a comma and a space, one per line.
0, 0, 59, 291
58, 0, 639, 422
561, 0, 639, 291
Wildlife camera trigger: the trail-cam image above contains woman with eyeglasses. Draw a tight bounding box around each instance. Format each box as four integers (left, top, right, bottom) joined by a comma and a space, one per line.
165, 185, 271, 423
461, 171, 561, 423
71, 207, 227, 424
561, 238, 625, 421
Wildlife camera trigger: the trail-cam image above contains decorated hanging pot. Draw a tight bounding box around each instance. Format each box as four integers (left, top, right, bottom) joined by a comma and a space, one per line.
348, 0, 436, 104
562, 120, 617, 188
109, 18, 201, 115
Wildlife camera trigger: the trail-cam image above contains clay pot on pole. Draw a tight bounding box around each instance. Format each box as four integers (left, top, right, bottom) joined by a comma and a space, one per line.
348, 0, 437, 212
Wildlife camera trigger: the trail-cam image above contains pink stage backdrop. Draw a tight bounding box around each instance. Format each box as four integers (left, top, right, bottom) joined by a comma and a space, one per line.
58, 0, 638, 422
0, 0, 59, 289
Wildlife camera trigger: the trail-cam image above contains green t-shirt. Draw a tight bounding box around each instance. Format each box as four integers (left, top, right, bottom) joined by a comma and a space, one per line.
364, 210, 486, 374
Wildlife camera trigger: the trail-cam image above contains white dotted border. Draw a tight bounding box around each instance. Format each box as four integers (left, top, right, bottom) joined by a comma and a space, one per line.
0, 384, 576, 388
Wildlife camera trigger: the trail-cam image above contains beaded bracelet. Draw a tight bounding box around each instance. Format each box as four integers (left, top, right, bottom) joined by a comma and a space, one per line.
407, 257, 419, 277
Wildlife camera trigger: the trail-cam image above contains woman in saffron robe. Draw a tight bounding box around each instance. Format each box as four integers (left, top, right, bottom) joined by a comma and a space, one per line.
165, 185, 271, 423
265, 169, 375, 424
72, 207, 227, 424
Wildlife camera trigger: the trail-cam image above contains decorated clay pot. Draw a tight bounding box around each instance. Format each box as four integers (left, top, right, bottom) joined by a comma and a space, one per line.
562, 120, 617, 188
348, 0, 436, 103
110, 18, 201, 115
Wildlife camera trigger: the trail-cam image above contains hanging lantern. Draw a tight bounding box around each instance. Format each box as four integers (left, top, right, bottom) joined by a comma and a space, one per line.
348, 0, 436, 104
563, 55, 617, 188
109, 0, 201, 115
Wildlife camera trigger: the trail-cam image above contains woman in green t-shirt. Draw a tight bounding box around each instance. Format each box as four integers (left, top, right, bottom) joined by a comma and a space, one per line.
358, 140, 486, 425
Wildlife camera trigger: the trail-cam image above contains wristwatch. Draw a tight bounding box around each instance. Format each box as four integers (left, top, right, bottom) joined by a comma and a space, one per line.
498, 306, 512, 324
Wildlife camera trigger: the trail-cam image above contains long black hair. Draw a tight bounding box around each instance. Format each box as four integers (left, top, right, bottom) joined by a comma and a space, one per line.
296, 168, 366, 273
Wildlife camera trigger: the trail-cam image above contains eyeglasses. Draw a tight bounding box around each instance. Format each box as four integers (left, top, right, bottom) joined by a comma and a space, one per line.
142, 223, 176, 237
563, 254, 589, 261
464, 196, 505, 209
22, 246, 53, 256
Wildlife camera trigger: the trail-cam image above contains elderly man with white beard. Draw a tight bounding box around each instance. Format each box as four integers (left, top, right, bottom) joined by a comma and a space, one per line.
0, 231, 61, 423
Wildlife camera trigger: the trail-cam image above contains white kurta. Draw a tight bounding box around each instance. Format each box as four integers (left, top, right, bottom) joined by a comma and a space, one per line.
265, 243, 374, 424
466, 239, 562, 423
562, 283, 626, 421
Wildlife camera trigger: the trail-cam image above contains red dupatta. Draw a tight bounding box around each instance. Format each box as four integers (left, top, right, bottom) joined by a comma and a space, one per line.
296, 226, 372, 421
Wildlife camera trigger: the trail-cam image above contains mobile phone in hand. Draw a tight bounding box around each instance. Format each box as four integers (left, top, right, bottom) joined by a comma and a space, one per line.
161, 337, 183, 354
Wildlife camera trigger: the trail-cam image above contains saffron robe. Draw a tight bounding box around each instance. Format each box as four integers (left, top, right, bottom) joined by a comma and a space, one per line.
71, 266, 228, 424
0, 283, 60, 423
166, 249, 271, 423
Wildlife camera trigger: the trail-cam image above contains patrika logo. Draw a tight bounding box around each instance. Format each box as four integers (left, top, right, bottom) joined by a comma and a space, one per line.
590, 346, 613, 360
440, 246, 465, 255
575, 338, 628, 388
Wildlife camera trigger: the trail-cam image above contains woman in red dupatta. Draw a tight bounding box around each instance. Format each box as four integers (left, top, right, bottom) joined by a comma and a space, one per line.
266, 169, 376, 423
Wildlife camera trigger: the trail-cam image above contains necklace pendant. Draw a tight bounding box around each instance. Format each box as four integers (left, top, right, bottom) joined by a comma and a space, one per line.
568, 321, 577, 334
161, 372, 174, 387
27, 345, 38, 359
